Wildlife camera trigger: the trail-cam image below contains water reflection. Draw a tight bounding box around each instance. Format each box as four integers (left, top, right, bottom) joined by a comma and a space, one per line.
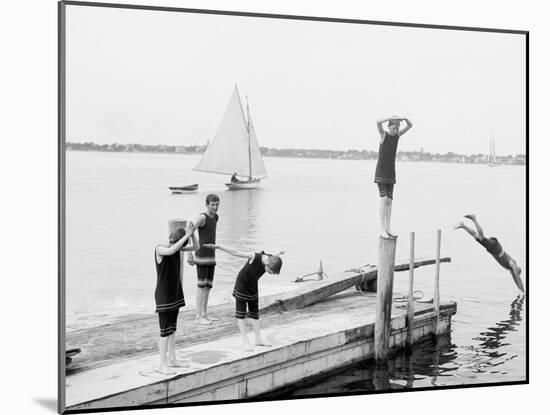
456, 295, 525, 375
474, 295, 523, 350
286, 295, 525, 396
214, 189, 264, 278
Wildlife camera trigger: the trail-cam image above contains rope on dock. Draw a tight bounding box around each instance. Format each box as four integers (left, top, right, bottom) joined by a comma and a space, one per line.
394, 290, 424, 302
295, 261, 329, 282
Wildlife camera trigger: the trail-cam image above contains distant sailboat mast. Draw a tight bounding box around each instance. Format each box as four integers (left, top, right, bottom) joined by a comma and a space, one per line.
246, 96, 252, 180
488, 136, 500, 167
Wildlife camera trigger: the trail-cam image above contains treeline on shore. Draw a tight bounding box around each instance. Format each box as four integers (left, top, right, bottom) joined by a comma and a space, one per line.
66, 141, 526, 165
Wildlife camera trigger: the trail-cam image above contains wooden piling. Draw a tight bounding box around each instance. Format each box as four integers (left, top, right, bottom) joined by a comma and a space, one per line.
374, 236, 397, 361
169, 219, 188, 280
406, 232, 415, 350
434, 229, 442, 334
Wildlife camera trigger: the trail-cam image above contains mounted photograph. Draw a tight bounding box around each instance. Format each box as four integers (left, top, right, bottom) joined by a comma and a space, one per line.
58, 1, 527, 413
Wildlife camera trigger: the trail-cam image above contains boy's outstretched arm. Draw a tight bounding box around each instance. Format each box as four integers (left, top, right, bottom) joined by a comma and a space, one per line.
156, 226, 194, 257
182, 224, 199, 252
204, 244, 255, 261
187, 215, 205, 264
398, 118, 413, 137
192, 214, 206, 231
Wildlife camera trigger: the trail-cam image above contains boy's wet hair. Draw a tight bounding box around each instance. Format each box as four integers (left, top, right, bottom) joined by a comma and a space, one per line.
205, 194, 220, 205
169, 228, 188, 246
268, 255, 283, 275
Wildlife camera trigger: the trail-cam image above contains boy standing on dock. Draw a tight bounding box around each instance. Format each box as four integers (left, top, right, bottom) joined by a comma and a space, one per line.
188, 194, 220, 325
374, 115, 413, 239
154, 222, 198, 375
204, 243, 283, 352
454, 214, 524, 293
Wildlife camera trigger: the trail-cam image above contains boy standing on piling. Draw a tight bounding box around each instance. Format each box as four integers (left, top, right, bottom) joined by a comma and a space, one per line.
188, 194, 220, 325
154, 222, 198, 375
204, 243, 283, 352
375, 116, 413, 239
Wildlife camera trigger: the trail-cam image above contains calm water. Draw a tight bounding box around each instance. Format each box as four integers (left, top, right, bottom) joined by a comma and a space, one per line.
65, 151, 526, 386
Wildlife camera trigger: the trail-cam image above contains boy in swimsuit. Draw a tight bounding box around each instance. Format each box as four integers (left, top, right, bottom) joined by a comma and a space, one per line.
204, 243, 284, 352
454, 214, 524, 293
188, 194, 220, 325
375, 115, 413, 239
154, 222, 198, 375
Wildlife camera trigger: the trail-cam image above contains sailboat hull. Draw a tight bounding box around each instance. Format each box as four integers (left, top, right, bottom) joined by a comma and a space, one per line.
225, 179, 261, 190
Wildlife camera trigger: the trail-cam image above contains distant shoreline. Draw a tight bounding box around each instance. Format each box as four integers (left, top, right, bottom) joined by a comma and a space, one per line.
66, 142, 526, 166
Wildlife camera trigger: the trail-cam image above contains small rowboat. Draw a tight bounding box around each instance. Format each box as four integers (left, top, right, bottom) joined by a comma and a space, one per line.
169, 184, 199, 194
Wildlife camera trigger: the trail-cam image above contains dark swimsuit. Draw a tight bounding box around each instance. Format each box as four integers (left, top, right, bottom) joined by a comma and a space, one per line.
375, 132, 399, 198
478, 237, 511, 270
478, 237, 502, 257
233, 252, 266, 320
195, 212, 218, 288
154, 247, 186, 337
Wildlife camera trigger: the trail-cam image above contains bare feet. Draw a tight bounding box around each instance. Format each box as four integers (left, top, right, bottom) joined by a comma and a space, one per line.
386, 230, 397, 238
453, 221, 464, 230
243, 342, 253, 352
205, 315, 219, 322
464, 214, 476, 221
167, 359, 189, 368
255, 338, 272, 347
195, 317, 212, 325
156, 365, 176, 375
380, 231, 391, 239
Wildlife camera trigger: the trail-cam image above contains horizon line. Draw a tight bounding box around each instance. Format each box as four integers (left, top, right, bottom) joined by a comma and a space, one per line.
66, 140, 526, 157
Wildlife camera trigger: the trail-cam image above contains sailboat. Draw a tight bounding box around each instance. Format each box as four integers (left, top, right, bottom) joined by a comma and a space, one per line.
488, 137, 501, 167
193, 85, 267, 190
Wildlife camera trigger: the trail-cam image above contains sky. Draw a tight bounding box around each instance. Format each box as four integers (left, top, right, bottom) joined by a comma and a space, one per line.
65, 4, 526, 155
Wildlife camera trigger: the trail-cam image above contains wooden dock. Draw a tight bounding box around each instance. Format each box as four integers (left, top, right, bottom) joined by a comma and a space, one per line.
66, 257, 449, 373
65, 257, 454, 411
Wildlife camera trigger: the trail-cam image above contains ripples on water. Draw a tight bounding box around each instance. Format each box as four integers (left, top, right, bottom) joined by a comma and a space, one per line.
66, 151, 526, 386
284, 295, 525, 395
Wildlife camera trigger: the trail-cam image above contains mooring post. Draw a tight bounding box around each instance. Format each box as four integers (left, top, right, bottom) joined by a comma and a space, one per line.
406, 232, 415, 350
169, 219, 188, 280
374, 236, 397, 361
434, 229, 442, 334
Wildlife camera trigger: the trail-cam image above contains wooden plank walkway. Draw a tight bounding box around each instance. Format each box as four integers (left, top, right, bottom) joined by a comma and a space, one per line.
66, 257, 450, 374
66, 291, 457, 409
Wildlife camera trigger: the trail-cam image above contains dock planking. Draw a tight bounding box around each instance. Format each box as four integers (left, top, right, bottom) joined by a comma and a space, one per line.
66, 256, 450, 374
66, 290, 457, 409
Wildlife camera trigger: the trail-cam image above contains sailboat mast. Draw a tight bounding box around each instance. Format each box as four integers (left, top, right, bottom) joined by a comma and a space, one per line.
246, 95, 252, 180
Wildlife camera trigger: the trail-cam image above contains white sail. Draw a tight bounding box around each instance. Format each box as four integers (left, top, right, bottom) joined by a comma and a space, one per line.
247, 115, 268, 178
193, 86, 267, 179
